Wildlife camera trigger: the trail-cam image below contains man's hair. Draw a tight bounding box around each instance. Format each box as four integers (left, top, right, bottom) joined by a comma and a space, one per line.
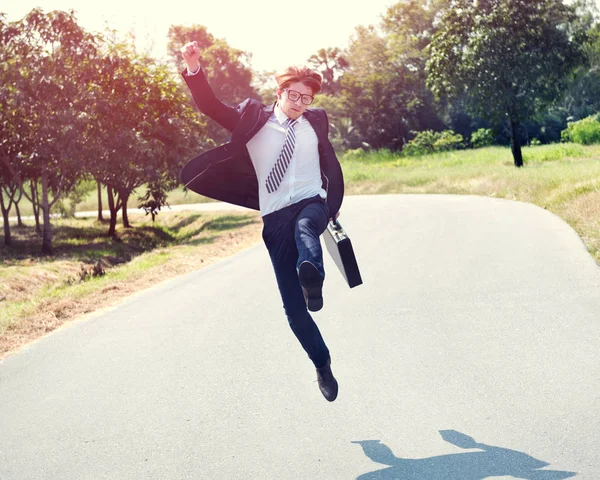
275, 66, 322, 95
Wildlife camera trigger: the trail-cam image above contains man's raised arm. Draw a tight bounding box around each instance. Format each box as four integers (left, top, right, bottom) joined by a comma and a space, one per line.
179, 41, 241, 132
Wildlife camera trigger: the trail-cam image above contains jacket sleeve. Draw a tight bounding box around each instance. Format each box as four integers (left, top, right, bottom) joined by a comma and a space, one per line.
313, 108, 344, 216
181, 67, 245, 133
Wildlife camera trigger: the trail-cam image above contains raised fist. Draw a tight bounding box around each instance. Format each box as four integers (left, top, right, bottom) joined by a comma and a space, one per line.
181, 41, 201, 70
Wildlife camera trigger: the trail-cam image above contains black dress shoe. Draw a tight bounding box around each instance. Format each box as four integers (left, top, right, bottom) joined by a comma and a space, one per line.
298, 261, 324, 312
316, 358, 338, 402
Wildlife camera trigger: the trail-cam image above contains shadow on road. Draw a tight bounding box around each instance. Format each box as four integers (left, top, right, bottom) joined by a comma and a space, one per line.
352, 430, 576, 479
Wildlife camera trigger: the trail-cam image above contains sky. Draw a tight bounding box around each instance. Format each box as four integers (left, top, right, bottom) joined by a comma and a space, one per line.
2, 0, 398, 72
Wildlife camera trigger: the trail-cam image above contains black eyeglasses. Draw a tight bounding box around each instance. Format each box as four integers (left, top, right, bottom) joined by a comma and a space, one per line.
284, 88, 314, 105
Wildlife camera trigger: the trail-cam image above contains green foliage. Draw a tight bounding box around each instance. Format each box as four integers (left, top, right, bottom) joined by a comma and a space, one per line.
1, 9, 211, 244
252, 69, 277, 105
307, 47, 349, 96
402, 130, 439, 156
339, 0, 447, 150
530, 108, 570, 144
1, 8, 101, 252
305, 0, 596, 156
82, 41, 207, 235
138, 181, 169, 222
559, 5, 600, 120
434, 130, 464, 152
426, 0, 588, 166
471, 128, 494, 148
427, 0, 587, 122
402, 130, 464, 156
56, 180, 96, 218
562, 114, 600, 144
311, 94, 361, 151
308, 47, 350, 95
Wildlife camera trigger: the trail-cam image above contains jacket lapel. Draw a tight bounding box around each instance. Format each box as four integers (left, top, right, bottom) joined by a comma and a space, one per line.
245, 103, 274, 141
303, 109, 326, 145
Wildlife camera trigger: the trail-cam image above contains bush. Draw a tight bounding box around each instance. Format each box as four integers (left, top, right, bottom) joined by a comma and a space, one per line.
403, 130, 464, 156
562, 114, 600, 145
471, 128, 494, 148
402, 130, 438, 156
433, 130, 464, 152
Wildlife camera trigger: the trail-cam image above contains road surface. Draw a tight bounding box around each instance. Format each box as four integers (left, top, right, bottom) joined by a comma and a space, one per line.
1, 194, 598, 479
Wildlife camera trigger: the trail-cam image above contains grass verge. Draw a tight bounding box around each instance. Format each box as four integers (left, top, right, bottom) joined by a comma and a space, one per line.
0, 210, 263, 359
341, 144, 600, 262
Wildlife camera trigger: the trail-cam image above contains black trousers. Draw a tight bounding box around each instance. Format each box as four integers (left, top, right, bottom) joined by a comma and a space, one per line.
262, 196, 330, 368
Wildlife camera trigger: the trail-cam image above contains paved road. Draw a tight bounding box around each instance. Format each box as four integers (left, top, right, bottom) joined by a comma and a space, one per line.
1, 194, 599, 480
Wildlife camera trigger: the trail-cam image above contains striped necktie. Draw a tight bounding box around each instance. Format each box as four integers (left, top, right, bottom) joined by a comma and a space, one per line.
266, 118, 299, 193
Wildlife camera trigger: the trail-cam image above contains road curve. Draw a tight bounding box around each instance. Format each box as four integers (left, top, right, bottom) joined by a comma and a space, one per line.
1, 194, 598, 479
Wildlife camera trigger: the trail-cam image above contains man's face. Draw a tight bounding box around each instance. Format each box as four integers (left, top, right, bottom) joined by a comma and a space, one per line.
276, 81, 314, 120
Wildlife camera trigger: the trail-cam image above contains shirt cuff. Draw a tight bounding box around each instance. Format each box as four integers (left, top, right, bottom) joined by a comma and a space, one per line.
187, 65, 202, 76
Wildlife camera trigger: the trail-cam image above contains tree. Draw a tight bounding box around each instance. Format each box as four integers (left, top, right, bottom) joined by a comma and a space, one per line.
383, 0, 450, 70
426, 0, 587, 167
0, 14, 27, 245
339, 0, 449, 151
308, 47, 349, 95
381, 0, 449, 143
312, 94, 361, 151
252, 69, 277, 105
341, 25, 405, 149
0, 165, 19, 246
1, 9, 98, 253
559, 1, 600, 121
167, 25, 258, 145
85, 41, 206, 236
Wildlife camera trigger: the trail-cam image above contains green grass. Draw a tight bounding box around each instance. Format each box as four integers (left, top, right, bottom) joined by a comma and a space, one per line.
340, 143, 600, 261
341, 144, 600, 198
4, 143, 597, 219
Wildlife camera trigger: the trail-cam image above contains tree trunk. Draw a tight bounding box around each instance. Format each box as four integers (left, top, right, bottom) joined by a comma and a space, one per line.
122, 191, 131, 228
97, 180, 103, 221
2, 213, 11, 246
30, 181, 41, 235
40, 172, 53, 255
0, 195, 12, 247
510, 119, 524, 168
107, 186, 118, 237
15, 198, 23, 227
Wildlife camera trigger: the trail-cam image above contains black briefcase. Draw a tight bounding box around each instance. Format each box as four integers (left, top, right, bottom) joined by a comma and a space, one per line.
323, 219, 363, 288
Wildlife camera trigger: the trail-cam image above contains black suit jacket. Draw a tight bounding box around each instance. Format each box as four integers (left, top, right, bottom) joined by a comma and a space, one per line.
180, 68, 344, 216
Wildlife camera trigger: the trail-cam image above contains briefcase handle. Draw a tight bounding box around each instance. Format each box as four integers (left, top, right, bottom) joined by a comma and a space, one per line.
329, 218, 343, 231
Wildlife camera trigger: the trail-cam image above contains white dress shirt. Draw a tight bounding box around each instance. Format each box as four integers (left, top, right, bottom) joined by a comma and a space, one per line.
246, 105, 326, 216
187, 65, 326, 216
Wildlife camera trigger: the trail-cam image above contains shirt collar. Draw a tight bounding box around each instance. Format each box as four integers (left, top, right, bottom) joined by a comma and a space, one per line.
274, 103, 304, 124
